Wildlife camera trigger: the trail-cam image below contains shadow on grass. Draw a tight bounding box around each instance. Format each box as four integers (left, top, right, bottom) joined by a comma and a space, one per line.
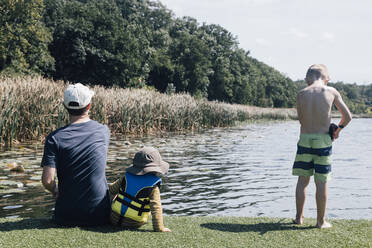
0, 218, 57, 231
0, 218, 152, 233
200, 219, 315, 235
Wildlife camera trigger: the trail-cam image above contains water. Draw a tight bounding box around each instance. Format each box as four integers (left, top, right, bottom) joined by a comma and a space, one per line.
0, 119, 371, 220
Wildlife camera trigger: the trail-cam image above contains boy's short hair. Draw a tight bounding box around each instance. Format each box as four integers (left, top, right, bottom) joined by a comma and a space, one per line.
66, 104, 89, 116
305, 64, 330, 85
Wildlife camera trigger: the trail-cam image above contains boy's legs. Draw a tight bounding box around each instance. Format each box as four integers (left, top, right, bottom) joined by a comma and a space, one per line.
295, 176, 310, 224
315, 180, 332, 228
313, 134, 332, 228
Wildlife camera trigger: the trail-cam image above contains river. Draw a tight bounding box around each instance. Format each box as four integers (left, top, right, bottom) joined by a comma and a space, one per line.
0, 119, 371, 220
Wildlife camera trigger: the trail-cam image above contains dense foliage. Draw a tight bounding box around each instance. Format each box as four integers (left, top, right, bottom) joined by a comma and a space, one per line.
329, 82, 372, 114
1, 0, 371, 111
0, 0, 54, 75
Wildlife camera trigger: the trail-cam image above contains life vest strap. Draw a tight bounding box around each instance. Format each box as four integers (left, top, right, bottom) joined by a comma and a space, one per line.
116, 195, 150, 216
119, 190, 150, 205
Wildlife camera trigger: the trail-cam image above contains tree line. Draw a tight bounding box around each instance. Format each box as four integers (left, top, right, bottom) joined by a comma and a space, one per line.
1, 0, 370, 112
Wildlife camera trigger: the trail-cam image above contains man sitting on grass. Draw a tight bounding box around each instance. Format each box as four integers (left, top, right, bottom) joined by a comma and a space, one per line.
292, 64, 352, 228
41, 83, 111, 226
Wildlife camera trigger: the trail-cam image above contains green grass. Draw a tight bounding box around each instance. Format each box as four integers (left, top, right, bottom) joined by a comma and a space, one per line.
0, 217, 371, 248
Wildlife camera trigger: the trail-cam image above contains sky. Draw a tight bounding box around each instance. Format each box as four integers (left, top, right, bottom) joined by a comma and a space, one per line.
159, 0, 372, 85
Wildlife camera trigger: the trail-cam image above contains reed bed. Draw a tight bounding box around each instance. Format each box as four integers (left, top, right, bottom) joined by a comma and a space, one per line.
0, 76, 297, 146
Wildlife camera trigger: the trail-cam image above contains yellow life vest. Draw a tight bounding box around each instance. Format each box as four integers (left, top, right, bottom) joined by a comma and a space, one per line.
111, 172, 161, 223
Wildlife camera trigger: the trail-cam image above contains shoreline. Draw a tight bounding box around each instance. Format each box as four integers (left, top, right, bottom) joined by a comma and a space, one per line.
332, 112, 372, 118
0, 76, 297, 146
1, 76, 370, 147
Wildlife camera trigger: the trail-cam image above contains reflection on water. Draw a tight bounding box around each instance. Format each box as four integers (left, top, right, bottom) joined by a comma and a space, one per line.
1, 119, 371, 220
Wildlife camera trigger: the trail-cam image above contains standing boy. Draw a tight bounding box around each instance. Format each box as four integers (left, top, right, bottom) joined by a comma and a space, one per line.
292, 64, 352, 228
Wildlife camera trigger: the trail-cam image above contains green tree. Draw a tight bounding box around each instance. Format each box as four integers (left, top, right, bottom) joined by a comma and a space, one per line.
142, 1, 174, 92
168, 17, 212, 97
0, 0, 54, 75
44, 0, 148, 87
201, 24, 237, 102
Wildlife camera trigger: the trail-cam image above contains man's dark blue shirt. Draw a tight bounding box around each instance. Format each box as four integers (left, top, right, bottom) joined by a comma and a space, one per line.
41, 120, 111, 226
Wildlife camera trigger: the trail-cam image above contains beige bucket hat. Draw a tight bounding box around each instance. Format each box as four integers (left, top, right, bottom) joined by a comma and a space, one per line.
126, 147, 169, 176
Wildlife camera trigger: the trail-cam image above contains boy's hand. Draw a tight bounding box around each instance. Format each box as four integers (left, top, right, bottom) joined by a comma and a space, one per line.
162, 227, 171, 232
333, 128, 341, 140
329, 123, 338, 141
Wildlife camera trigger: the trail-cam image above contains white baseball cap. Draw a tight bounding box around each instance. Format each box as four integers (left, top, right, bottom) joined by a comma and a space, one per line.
63, 83, 94, 109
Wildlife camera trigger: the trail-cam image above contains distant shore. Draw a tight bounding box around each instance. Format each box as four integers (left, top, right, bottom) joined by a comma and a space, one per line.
1, 76, 369, 147
332, 112, 372, 118
0, 76, 297, 146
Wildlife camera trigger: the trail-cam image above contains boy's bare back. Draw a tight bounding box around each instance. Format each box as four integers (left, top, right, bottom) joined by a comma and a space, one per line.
297, 64, 351, 137
297, 83, 336, 134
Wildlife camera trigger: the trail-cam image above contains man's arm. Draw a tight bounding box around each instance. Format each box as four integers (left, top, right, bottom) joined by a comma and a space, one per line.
108, 178, 121, 200
333, 89, 352, 139
42, 166, 58, 197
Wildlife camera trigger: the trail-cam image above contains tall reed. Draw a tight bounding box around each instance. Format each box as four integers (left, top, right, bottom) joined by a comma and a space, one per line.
0, 76, 297, 146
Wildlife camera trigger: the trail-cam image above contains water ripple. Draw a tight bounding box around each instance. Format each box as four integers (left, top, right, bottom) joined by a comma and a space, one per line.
0, 119, 371, 220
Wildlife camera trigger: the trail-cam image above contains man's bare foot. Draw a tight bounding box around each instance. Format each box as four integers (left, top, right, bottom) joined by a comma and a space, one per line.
316, 221, 332, 229
293, 217, 304, 225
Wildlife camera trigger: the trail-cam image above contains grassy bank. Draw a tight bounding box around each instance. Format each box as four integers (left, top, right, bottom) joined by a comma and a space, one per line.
0, 76, 297, 146
0, 216, 371, 248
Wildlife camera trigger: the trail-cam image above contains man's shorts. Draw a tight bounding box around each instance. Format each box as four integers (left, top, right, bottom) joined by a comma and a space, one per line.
292, 133, 332, 182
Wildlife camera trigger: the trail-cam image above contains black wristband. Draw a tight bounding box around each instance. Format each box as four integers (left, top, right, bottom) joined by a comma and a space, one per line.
338, 125, 345, 129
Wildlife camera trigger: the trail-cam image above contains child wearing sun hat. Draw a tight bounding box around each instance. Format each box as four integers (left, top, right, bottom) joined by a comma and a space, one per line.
109, 146, 171, 232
